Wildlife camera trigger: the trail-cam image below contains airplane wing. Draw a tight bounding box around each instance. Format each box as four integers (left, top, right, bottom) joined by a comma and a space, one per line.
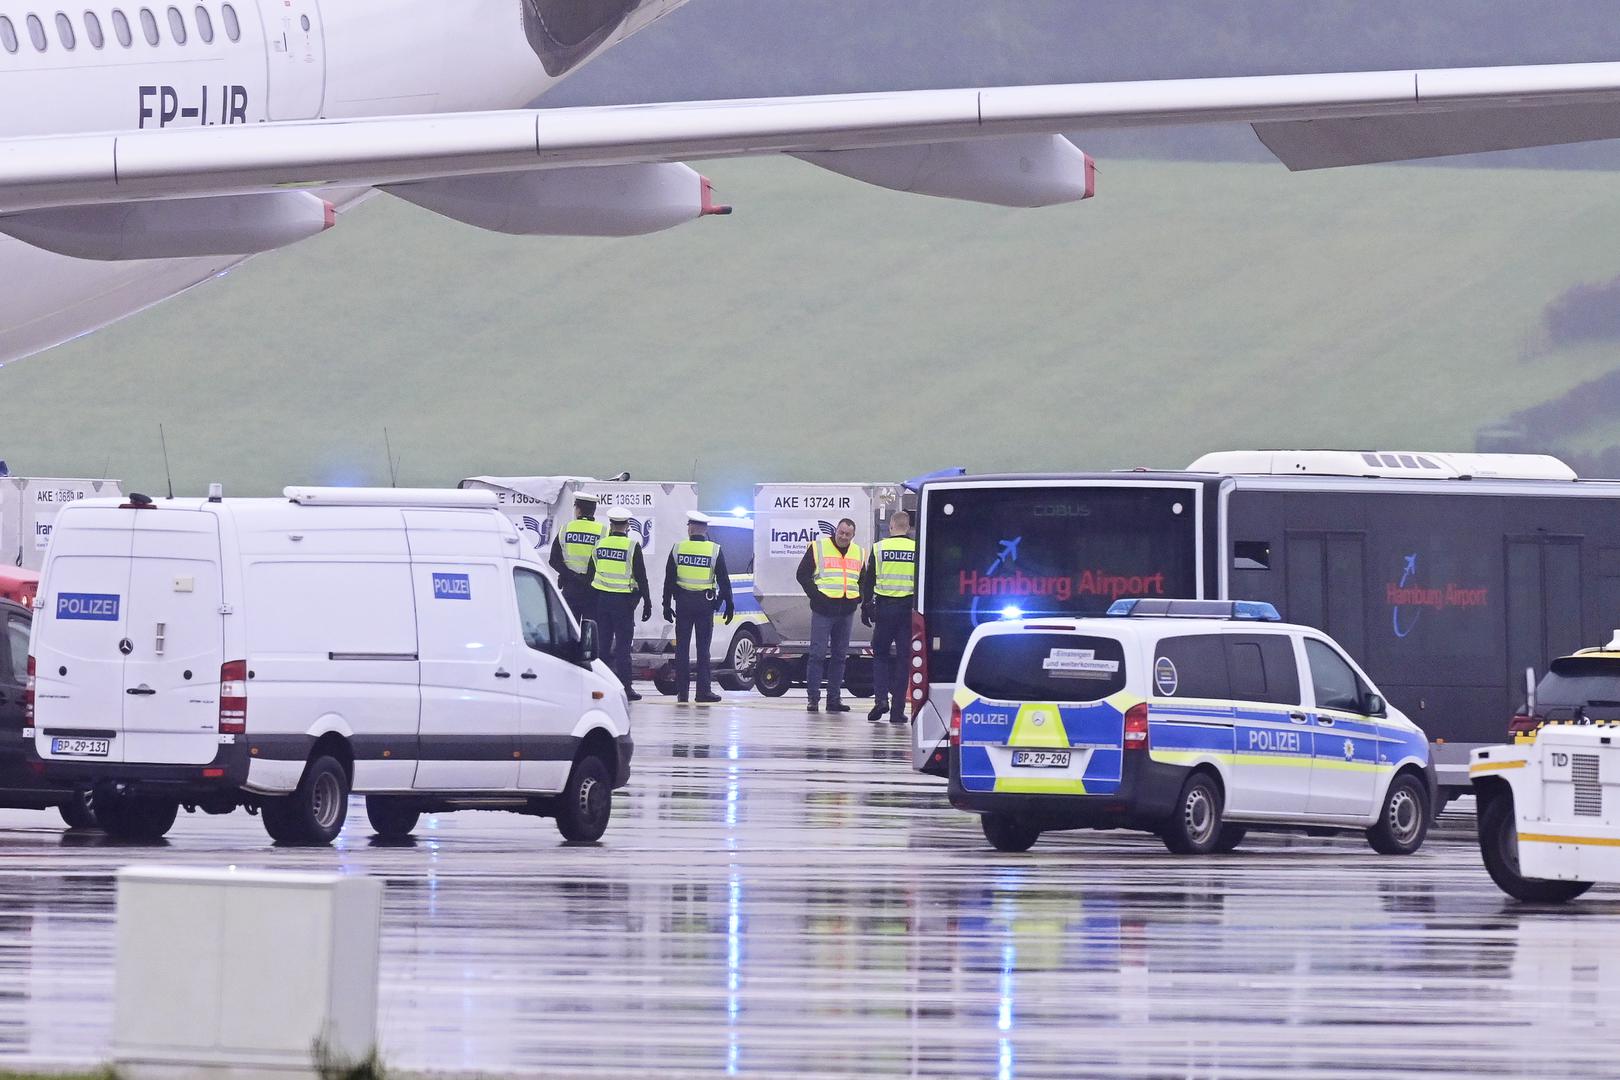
7, 60, 1620, 212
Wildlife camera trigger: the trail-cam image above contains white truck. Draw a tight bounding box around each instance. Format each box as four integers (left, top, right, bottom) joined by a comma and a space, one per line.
1, 476, 123, 570
27, 487, 632, 846
1472, 725, 1620, 902
749, 481, 907, 696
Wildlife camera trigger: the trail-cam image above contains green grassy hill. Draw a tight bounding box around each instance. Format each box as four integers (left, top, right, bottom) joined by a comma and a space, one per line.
3, 157, 1620, 506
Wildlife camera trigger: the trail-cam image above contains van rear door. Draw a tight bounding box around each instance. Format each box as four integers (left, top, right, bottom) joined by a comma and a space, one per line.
957, 632, 1131, 795
121, 510, 224, 765
33, 507, 135, 763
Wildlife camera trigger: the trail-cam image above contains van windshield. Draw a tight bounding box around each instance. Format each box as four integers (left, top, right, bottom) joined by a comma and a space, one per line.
963, 633, 1128, 702
922, 484, 1199, 677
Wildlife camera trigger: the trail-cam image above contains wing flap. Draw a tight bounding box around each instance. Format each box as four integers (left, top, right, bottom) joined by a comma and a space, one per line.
1256, 103, 1620, 170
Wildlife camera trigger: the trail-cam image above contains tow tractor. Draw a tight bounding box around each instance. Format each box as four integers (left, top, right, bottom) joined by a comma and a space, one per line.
1471, 720, 1620, 902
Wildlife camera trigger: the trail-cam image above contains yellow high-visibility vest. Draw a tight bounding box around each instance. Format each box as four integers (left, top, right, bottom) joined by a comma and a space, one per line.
871, 536, 917, 598
561, 518, 606, 574
813, 536, 863, 599
591, 534, 637, 594
674, 539, 720, 592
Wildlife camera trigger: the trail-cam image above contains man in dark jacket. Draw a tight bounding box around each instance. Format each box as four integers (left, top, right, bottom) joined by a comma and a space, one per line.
861, 510, 916, 725
796, 517, 863, 713
663, 512, 734, 703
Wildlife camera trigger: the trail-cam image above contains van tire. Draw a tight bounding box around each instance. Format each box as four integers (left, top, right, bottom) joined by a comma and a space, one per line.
1162, 773, 1223, 855
59, 791, 98, 830
1478, 792, 1593, 903
718, 626, 761, 692
98, 795, 178, 842
262, 756, 349, 846
365, 795, 421, 839
1366, 772, 1430, 856
556, 754, 612, 842
1212, 824, 1247, 853
981, 812, 1040, 853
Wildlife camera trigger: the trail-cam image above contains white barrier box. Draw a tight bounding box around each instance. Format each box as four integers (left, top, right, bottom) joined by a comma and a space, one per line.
113, 867, 383, 1079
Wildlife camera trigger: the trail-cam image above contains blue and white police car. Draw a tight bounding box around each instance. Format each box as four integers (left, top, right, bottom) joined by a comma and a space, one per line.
948, 599, 1435, 855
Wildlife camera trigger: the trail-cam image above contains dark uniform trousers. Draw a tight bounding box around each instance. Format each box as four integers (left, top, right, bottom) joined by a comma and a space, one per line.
595, 591, 638, 689
560, 574, 597, 630
870, 598, 912, 719
673, 590, 715, 696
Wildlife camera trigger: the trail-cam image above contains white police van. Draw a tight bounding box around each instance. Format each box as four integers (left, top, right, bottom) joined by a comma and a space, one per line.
948, 599, 1434, 855
25, 487, 632, 845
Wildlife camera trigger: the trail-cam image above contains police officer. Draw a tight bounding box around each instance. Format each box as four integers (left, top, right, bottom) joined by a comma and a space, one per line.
549, 492, 605, 627
663, 511, 733, 703
796, 517, 863, 714
861, 510, 916, 725
586, 507, 652, 701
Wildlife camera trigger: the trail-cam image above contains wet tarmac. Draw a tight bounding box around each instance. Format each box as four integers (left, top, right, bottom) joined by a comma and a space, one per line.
0, 691, 1616, 1077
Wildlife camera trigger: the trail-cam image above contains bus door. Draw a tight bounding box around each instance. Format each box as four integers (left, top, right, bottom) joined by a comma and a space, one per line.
1506, 537, 1582, 694
1284, 533, 1367, 659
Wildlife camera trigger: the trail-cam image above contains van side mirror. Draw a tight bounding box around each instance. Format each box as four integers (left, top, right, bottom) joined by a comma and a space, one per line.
579, 620, 599, 665
1363, 692, 1386, 717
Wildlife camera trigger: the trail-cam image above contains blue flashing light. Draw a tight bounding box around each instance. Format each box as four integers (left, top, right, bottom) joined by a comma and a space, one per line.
1106, 599, 1281, 622
730, 506, 749, 518
999, 605, 1024, 620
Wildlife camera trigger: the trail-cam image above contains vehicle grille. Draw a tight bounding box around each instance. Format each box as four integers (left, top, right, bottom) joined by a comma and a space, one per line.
1573, 753, 1602, 817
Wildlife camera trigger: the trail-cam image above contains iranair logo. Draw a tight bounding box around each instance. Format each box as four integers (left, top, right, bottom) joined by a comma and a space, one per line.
520, 516, 552, 550
627, 517, 653, 549
768, 519, 837, 559
431, 573, 471, 601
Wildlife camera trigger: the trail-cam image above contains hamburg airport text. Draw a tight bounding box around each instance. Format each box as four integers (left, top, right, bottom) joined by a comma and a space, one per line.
958, 570, 1168, 602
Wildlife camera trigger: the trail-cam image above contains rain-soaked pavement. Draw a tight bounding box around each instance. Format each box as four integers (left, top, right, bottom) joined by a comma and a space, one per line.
0, 691, 1617, 1077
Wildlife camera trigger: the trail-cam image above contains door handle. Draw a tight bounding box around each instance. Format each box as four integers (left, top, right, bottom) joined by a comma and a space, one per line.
126, 686, 157, 696
494, 669, 511, 679
1317, 716, 1335, 727
520, 671, 538, 680
1288, 711, 1308, 723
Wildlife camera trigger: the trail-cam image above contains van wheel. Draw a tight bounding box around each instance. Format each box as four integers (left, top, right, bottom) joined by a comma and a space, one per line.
59, 790, 98, 830
981, 812, 1040, 853
653, 662, 679, 697
1162, 773, 1223, 855
1478, 792, 1593, 902
720, 626, 761, 691
365, 796, 421, 839
555, 755, 612, 842
1212, 824, 1247, 853
262, 756, 349, 846
755, 656, 791, 697
1366, 773, 1431, 855
98, 795, 178, 842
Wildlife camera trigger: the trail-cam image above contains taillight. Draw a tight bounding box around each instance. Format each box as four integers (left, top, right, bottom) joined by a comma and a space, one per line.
23, 655, 34, 724
219, 659, 247, 734
949, 702, 962, 747
908, 611, 929, 717
1123, 702, 1150, 750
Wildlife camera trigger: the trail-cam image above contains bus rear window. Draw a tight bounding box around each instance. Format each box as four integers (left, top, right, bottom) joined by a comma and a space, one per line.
922, 484, 1199, 678
963, 634, 1127, 701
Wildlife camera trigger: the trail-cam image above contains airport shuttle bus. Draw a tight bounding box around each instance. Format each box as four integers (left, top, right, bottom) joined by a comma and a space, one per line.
910, 451, 1620, 798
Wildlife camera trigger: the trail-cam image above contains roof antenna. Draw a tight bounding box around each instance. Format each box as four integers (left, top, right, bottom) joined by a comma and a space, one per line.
158, 424, 175, 500
383, 428, 400, 488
